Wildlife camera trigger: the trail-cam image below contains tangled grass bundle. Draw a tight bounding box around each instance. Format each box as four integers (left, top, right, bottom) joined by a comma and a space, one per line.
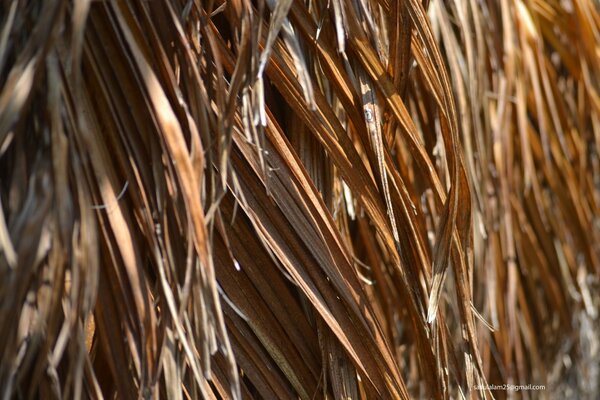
0, 0, 599, 398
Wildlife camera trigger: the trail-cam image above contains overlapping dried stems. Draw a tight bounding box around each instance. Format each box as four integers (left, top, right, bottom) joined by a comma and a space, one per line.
0, 0, 599, 398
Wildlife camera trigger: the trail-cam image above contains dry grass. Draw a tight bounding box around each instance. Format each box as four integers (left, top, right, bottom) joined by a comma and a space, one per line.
0, 0, 599, 398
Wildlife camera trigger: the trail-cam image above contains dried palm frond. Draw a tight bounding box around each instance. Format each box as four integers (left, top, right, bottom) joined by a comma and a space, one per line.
0, 0, 598, 398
